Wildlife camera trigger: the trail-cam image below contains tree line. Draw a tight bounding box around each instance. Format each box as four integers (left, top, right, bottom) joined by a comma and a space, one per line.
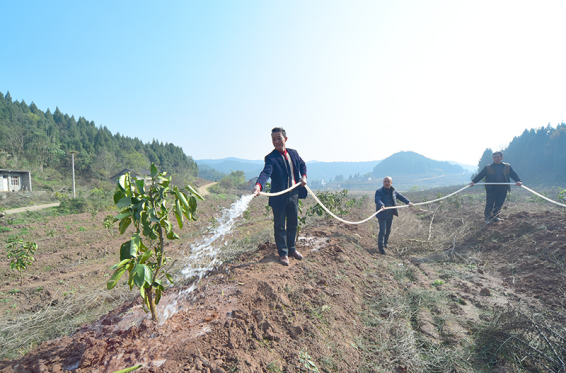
476, 123, 566, 184
0, 91, 198, 181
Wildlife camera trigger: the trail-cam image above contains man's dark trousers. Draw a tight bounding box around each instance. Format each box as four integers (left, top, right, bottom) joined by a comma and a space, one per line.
272, 189, 299, 257
485, 186, 507, 220
378, 215, 393, 250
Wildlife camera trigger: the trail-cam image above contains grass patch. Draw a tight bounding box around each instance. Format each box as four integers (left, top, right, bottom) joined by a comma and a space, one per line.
0, 288, 134, 359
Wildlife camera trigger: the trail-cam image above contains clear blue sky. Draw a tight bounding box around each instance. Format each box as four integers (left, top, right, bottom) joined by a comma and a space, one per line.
2, 1, 565, 165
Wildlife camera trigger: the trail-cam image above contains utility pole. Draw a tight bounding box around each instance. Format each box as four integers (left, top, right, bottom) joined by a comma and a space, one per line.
69, 151, 78, 198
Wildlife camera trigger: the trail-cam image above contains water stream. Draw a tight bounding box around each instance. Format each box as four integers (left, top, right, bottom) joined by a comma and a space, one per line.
161, 194, 254, 321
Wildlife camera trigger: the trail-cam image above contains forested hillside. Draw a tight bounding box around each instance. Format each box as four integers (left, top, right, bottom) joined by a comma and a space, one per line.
0, 91, 198, 181
475, 123, 566, 184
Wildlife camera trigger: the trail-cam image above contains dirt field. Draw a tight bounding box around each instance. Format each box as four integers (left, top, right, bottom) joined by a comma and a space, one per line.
0, 188, 565, 372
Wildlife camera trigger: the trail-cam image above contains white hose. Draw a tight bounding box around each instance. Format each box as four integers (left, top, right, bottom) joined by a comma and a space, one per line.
257, 182, 565, 225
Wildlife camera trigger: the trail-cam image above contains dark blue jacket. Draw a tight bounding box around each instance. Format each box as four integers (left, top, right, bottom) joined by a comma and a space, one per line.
375, 186, 410, 219
256, 148, 307, 210
472, 162, 521, 192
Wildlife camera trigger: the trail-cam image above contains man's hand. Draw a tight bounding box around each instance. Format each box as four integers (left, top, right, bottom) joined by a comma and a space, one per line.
252, 184, 261, 197
299, 175, 307, 186
379, 205, 385, 211
408, 203, 413, 207
469, 182, 475, 187
516, 181, 523, 187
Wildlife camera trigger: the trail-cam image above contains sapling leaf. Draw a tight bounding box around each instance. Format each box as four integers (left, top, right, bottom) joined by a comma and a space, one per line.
116, 196, 132, 209
107, 267, 127, 290
110, 259, 131, 270
119, 217, 132, 234
139, 249, 153, 264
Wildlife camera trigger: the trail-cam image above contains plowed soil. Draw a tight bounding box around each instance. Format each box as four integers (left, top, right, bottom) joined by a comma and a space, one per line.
0, 193, 565, 372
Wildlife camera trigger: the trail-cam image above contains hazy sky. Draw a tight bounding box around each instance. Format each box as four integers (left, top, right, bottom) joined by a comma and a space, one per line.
2, 1, 565, 166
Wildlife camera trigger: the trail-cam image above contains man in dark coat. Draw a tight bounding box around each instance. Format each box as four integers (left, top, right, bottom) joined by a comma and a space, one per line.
470, 151, 522, 224
253, 127, 307, 266
374, 176, 413, 255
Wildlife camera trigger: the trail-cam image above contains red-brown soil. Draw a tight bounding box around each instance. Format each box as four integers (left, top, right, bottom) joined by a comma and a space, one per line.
0, 194, 565, 372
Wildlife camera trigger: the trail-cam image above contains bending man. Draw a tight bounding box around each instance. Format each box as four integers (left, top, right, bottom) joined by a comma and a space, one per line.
374, 176, 413, 255
470, 151, 522, 224
253, 127, 307, 266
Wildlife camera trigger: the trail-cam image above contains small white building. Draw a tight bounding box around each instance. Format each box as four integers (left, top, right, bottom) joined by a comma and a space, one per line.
0, 169, 32, 192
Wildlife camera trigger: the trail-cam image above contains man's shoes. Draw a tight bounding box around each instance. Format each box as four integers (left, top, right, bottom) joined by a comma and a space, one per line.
485, 218, 491, 224
379, 248, 386, 255
493, 217, 503, 222
290, 251, 303, 260
279, 256, 289, 266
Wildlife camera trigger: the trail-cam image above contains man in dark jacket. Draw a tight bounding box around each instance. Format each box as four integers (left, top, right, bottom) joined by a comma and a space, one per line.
253, 128, 307, 266
374, 176, 413, 255
470, 151, 522, 224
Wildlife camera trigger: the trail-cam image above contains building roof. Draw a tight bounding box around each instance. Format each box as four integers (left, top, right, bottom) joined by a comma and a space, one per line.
0, 169, 30, 173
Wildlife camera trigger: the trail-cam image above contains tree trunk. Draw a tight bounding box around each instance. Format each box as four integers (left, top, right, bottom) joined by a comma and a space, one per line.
146, 287, 158, 322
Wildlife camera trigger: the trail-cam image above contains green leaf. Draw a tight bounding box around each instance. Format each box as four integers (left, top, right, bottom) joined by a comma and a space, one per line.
160, 219, 172, 233
175, 199, 183, 229
185, 185, 204, 201
138, 248, 153, 264
177, 190, 190, 210
110, 258, 131, 270
133, 264, 146, 288
182, 208, 192, 221
140, 284, 145, 298
189, 196, 198, 211
119, 217, 132, 235
130, 233, 141, 255
116, 175, 127, 192
166, 231, 179, 240
155, 287, 162, 305
107, 267, 127, 290
134, 179, 145, 194
150, 164, 158, 178
116, 196, 132, 209
113, 191, 126, 205
127, 266, 135, 290
120, 240, 137, 261
133, 264, 154, 288
165, 273, 174, 284
115, 211, 133, 220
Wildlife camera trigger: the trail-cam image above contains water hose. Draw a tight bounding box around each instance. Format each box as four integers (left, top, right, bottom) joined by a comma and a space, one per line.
258, 182, 565, 225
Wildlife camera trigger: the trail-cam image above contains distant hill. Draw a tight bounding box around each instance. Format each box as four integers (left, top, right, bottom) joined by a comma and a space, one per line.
197, 153, 475, 188
370, 151, 472, 188
196, 158, 382, 181
195, 159, 263, 180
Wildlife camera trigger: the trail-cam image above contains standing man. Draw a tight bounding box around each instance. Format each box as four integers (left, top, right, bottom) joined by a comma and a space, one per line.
253, 128, 308, 266
470, 151, 522, 224
374, 176, 413, 255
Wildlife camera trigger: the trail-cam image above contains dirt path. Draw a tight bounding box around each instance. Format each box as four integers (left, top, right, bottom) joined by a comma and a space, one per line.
4, 202, 60, 215
197, 182, 218, 197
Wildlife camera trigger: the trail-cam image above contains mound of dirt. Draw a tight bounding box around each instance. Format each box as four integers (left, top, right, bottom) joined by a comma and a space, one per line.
1, 207, 564, 372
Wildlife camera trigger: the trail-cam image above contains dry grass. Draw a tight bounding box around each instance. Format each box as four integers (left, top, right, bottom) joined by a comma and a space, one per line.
0, 286, 133, 359
476, 306, 566, 372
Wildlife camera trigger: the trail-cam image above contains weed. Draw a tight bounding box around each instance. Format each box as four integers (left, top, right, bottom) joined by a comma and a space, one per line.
0, 227, 12, 233
45, 229, 56, 237
78, 227, 86, 232
298, 350, 320, 372
9, 289, 20, 294
432, 279, 444, 287
266, 360, 282, 373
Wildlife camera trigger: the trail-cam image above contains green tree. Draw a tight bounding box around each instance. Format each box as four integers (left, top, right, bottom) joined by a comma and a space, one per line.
107, 164, 204, 321
6, 236, 37, 284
